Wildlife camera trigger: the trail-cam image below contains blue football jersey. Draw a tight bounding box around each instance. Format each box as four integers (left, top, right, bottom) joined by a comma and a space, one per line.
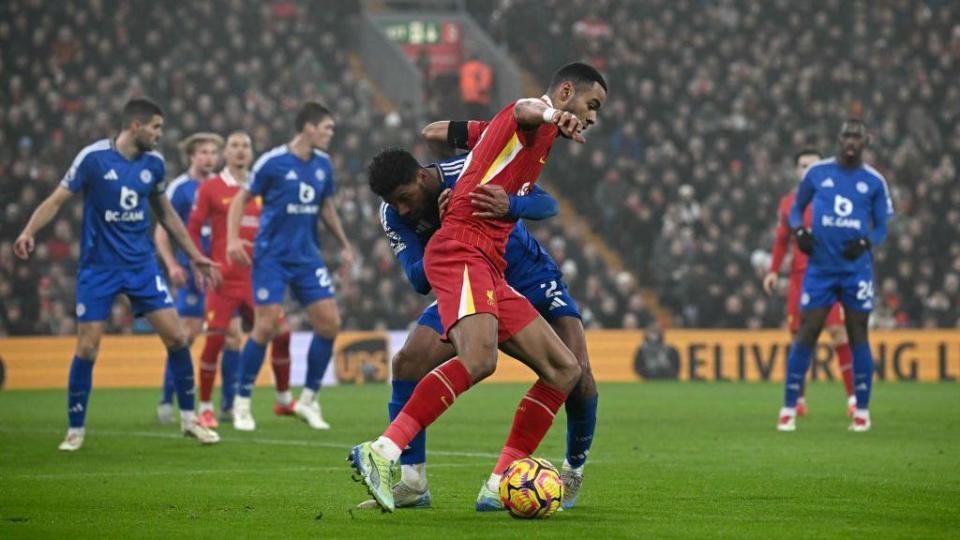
165, 174, 211, 267
247, 145, 335, 263
791, 157, 894, 273
380, 155, 562, 295
59, 138, 166, 268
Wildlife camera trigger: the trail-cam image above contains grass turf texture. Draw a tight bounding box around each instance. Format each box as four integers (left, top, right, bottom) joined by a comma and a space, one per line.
0, 383, 957, 539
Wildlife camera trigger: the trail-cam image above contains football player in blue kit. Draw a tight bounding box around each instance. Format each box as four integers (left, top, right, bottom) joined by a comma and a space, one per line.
155, 132, 223, 424
13, 98, 222, 450
360, 139, 598, 512
225, 102, 353, 432
777, 119, 894, 433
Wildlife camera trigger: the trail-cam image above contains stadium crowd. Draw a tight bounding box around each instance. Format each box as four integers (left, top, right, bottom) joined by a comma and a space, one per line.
482, 0, 960, 329
0, 0, 652, 336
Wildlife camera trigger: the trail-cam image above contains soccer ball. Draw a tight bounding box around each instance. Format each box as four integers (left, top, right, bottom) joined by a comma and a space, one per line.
499, 456, 563, 519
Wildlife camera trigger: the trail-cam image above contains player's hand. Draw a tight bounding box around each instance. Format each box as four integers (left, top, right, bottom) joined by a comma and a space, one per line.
438, 188, 452, 220
843, 238, 871, 260
227, 238, 253, 267
762, 272, 779, 295
340, 245, 355, 276
168, 264, 189, 288
553, 110, 586, 144
793, 227, 814, 255
191, 256, 222, 289
13, 234, 34, 260
470, 184, 511, 219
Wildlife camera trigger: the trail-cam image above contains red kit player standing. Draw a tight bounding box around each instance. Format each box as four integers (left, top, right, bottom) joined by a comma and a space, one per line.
763, 149, 856, 417
187, 131, 295, 429
348, 62, 608, 512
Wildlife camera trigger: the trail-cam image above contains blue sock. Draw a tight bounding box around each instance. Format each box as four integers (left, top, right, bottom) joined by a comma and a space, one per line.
305, 334, 334, 392
67, 356, 95, 428
238, 338, 267, 398
167, 346, 196, 412
783, 342, 814, 408
565, 394, 598, 468
389, 380, 425, 465
852, 342, 874, 409
221, 349, 240, 411
161, 360, 176, 405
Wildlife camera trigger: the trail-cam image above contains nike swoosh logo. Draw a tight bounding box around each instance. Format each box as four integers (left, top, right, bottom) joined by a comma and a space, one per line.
539, 157, 546, 164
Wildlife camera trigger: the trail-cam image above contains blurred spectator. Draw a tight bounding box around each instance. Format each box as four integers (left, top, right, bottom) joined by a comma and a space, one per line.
459, 54, 494, 119
633, 322, 679, 380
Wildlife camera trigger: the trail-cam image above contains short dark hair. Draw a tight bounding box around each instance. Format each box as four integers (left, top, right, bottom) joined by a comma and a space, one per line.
794, 148, 821, 165
368, 148, 421, 198
295, 101, 333, 132
120, 98, 163, 129
549, 62, 607, 93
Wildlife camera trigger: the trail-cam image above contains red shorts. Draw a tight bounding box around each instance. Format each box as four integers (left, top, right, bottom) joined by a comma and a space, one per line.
424, 235, 538, 343
205, 282, 255, 330
786, 273, 844, 334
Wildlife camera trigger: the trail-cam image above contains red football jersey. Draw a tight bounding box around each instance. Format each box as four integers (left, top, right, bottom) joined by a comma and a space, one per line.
188, 169, 261, 285
769, 191, 814, 276
442, 99, 559, 269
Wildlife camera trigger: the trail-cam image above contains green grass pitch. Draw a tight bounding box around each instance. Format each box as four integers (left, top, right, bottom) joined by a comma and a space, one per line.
1, 383, 958, 539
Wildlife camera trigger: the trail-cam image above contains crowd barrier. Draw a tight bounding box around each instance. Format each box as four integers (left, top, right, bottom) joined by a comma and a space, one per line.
0, 329, 957, 389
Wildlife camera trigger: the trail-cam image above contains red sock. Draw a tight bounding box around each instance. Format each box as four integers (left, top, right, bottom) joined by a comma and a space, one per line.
199, 334, 225, 402
836, 343, 854, 397
494, 380, 568, 474
384, 359, 472, 450
271, 331, 291, 393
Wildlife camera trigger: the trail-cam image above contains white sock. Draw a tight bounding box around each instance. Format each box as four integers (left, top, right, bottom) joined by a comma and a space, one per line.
855, 408, 870, 418
797, 396, 807, 405
779, 406, 797, 417
562, 459, 583, 473
372, 436, 402, 462
401, 463, 427, 492
234, 396, 251, 410
276, 390, 293, 405
485, 473, 502, 493
300, 388, 316, 404
67, 427, 85, 437
180, 410, 196, 424
199, 401, 214, 413
848, 395, 857, 406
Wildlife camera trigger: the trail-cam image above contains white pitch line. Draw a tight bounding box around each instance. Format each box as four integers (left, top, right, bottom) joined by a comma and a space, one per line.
15, 462, 478, 480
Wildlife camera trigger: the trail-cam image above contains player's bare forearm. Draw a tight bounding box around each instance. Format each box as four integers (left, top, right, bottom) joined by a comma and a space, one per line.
153, 226, 178, 270
150, 194, 205, 263
320, 198, 351, 249
20, 186, 72, 237
422, 121, 457, 159
227, 190, 251, 244
514, 98, 553, 128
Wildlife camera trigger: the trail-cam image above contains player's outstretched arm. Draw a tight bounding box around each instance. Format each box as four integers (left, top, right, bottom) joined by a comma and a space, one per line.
320, 198, 354, 273
150, 192, 220, 287
13, 186, 73, 260
514, 98, 585, 142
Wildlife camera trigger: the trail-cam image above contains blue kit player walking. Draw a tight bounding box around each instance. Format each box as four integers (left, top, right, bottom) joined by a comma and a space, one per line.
225, 102, 354, 432
13, 98, 222, 450
362, 144, 598, 511
777, 119, 894, 433
155, 132, 223, 424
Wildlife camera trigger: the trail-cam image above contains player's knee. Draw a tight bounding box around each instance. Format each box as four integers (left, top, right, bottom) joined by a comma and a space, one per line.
163, 330, 190, 351
826, 325, 847, 345
224, 331, 243, 350
313, 311, 340, 339
464, 340, 499, 381
573, 361, 598, 399
75, 340, 100, 361
392, 347, 423, 380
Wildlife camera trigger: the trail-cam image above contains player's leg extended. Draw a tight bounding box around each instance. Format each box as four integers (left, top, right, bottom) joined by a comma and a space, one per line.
59, 321, 105, 451
145, 307, 219, 444
824, 307, 856, 415
550, 315, 597, 509
843, 307, 873, 431
234, 304, 282, 431
293, 298, 339, 429
778, 307, 829, 431
197, 328, 226, 427
220, 316, 244, 419
269, 316, 294, 415
357, 323, 454, 510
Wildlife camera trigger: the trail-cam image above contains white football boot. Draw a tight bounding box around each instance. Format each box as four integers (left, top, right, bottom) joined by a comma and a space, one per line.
58, 428, 85, 452
293, 399, 330, 430
560, 460, 584, 510
849, 410, 871, 432
776, 407, 797, 432
183, 417, 220, 444
232, 397, 256, 431
156, 402, 175, 425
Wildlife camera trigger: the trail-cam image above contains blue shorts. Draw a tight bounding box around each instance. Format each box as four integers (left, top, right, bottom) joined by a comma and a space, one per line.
415, 277, 580, 333
801, 267, 875, 313
175, 277, 205, 319
251, 258, 335, 307
76, 264, 174, 322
